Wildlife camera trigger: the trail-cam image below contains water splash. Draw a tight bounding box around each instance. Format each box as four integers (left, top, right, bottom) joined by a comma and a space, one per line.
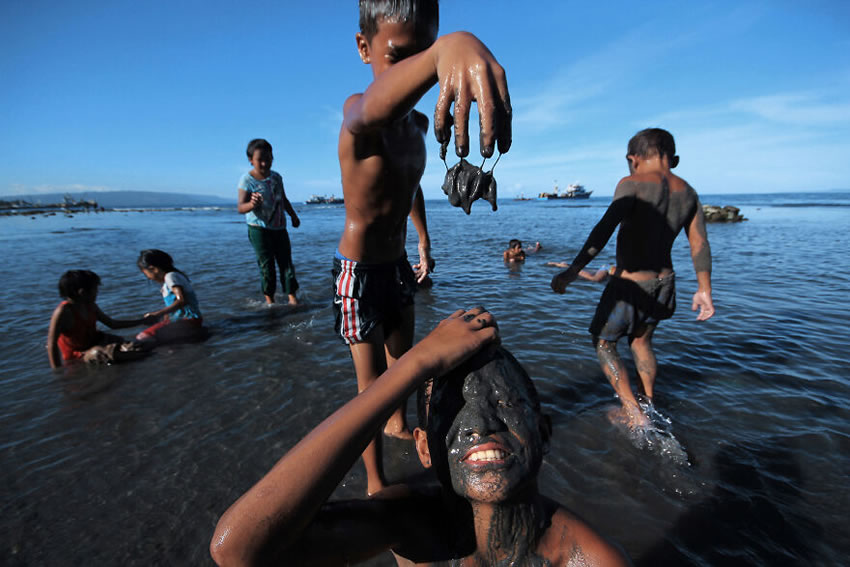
626, 398, 691, 466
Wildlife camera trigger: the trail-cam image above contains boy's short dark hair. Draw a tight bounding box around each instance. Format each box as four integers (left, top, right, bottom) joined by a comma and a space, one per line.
359, 0, 439, 42
509, 239, 521, 249
58, 270, 100, 300
246, 138, 273, 160
627, 128, 676, 161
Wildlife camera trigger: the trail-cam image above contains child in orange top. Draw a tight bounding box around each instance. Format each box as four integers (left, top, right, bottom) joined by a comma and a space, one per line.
47, 270, 152, 369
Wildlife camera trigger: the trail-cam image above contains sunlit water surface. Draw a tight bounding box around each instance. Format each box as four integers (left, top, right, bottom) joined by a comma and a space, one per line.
2, 193, 849, 565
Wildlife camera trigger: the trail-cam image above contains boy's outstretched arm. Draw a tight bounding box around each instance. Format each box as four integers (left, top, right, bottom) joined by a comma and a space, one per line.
686, 201, 715, 321
551, 181, 636, 293
345, 31, 511, 158
210, 308, 499, 567
410, 185, 434, 282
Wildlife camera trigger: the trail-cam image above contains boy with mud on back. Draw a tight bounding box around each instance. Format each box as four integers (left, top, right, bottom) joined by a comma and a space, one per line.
334, 0, 512, 495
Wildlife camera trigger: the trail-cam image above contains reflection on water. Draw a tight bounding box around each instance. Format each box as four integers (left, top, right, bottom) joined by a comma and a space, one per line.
1, 195, 849, 565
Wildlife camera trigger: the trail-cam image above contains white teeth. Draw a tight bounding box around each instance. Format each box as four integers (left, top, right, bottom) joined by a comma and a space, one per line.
467, 449, 505, 462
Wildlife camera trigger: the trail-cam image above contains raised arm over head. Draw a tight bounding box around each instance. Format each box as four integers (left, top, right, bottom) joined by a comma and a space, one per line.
210, 307, 499, 566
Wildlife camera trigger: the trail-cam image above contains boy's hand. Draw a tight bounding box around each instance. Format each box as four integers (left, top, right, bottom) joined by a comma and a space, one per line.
291, 214, 301, 228
691, 289, 715, 321
416, 307, 499, 377
551, 268, 579, 293
413, 247, 435, 283
433, 32, 512, 159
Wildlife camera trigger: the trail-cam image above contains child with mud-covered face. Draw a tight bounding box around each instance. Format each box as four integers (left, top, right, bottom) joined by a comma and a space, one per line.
211, 308, 631, 566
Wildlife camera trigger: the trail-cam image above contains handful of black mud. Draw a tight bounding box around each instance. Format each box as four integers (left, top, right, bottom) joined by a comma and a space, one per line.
438, 136, 503, 215
441, 158, 498, 215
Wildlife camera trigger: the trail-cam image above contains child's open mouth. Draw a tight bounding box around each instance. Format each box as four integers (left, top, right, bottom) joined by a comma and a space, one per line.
461, 442, 511, 466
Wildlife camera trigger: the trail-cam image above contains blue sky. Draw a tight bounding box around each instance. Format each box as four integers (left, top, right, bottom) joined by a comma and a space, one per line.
2, 0, 849, 200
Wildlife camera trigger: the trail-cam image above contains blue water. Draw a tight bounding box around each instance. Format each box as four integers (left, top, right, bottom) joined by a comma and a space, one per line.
1, 193, 849, 565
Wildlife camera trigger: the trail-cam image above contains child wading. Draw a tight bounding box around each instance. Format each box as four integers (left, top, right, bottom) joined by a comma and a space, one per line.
332, 0, 512, 495
237, 138, 301, 305
46, 270, 151, 368
136, 249, 205, 345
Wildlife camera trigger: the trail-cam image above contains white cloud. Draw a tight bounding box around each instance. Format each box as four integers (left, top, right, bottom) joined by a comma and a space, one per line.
729, 91, 850, 125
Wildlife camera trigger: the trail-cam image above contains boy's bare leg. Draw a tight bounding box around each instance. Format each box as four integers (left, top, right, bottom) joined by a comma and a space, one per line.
382, 304, 415, 440
349, 331, 389, 495
594, 338, 650, 428
628, 324, 657, 401
287, 293, 298, 305
264, 294, 275, 305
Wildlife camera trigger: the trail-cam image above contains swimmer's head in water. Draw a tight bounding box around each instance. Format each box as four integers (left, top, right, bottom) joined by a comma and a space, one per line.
509, 239, 522, 250
58, 269, 101, 301
415, 346, 551, 503
440, 155, 499, 215
627, 128, 679, 169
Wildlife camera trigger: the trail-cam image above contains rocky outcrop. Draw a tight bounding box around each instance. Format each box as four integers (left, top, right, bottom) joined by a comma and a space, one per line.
703, 204, 746, 223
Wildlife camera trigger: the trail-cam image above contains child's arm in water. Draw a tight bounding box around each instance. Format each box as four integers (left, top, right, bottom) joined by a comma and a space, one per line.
144, 285, 187, 320
46, 303, 72, 369
345, 32, 511, 158
95, 305, 152, 329
210, 308, 499, 567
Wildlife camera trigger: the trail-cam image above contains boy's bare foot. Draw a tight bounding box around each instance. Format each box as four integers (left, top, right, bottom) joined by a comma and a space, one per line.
287, 294, 299, 305
607, 405, 650, 430
264, 294, 275, 305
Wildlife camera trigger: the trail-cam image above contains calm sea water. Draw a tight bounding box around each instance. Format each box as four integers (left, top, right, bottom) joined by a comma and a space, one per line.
2, 193, 849, 566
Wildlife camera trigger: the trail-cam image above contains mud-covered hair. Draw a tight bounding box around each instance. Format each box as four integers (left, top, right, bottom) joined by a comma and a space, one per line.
246, 138, 273, 160
627, 128, 677, 161
416, 345, 541, 430
58, 270, 101, 300
359, 0, 439, 42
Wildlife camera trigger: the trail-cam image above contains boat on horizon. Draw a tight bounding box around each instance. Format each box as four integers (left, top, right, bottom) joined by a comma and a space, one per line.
306, 194, 344, 205
537, 183, 592, 200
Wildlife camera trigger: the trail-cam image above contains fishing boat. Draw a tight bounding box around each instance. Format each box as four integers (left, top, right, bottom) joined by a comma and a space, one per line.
306, 194, 344, 205
537, 183, 592, 200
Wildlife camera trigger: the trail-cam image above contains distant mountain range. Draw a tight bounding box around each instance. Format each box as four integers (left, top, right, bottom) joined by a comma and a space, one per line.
2, 191, 232, 209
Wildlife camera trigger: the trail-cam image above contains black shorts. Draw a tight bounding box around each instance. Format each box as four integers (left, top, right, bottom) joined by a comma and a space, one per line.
589, 273, 676, 341
332, 254, 417, 344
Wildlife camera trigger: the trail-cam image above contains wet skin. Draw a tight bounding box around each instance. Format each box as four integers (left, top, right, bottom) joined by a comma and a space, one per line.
426, 349, 548, 504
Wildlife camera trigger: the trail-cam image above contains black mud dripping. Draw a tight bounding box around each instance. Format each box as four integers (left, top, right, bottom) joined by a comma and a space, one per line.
441, 147, 500, 215
482, 502, 550, 566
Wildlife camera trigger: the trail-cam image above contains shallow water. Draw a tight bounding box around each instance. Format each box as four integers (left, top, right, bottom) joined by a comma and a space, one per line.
2, 193, 849, 565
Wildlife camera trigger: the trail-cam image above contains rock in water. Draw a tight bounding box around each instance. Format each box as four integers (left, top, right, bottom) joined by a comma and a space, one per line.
703, 204, 746, 222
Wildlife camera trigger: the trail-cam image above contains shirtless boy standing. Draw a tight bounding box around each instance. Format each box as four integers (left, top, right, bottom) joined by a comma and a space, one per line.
551, 128, 715, 428
333, 0, 511, 494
